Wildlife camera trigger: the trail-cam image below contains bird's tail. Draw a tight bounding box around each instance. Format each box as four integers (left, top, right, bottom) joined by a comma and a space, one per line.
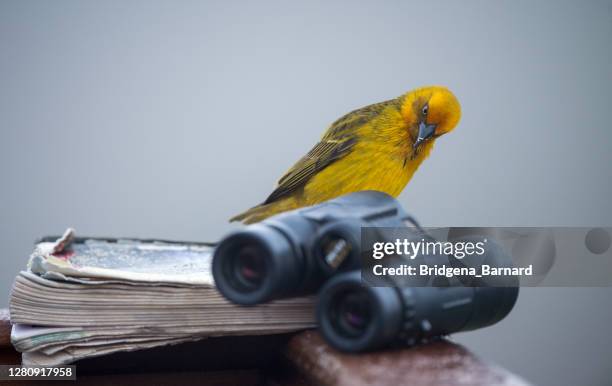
230, 199, 296, 224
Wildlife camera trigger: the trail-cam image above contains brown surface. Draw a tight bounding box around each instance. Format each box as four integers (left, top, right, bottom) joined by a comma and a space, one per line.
286, 330, 529, 386
0, 309, 20, 365
0, 307, 529, 386
0, 309, 11, 348
0, 348, 20, 365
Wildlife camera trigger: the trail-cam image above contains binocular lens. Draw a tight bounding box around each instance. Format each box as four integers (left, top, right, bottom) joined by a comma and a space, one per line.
318, 272, 403, 352
231, 245, 267, 291
332, 290, 373, 337
213, 225, 301, 305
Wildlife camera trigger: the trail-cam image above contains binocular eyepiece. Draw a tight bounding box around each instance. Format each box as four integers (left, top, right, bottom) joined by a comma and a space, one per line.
212, 191, 414, 305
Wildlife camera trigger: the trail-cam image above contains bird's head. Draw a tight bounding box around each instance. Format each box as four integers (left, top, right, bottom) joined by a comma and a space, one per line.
400, 86, 461, 149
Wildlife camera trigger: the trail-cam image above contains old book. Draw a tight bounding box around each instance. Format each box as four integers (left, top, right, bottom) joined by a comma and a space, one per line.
9, 229, 315, 366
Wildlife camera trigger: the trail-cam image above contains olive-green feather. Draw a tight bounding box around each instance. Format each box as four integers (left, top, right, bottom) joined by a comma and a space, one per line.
229, 98, 399, 223
263, 99, 395, 204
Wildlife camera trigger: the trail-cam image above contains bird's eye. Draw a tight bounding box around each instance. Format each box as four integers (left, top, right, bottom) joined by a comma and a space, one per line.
421, 104, 429, 116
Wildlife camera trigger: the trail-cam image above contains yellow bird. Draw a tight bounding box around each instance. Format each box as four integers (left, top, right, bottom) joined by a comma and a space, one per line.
231, 86, 461, 224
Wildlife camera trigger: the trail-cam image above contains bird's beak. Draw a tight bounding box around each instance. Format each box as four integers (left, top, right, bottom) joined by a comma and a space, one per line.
413, 121, 437, 149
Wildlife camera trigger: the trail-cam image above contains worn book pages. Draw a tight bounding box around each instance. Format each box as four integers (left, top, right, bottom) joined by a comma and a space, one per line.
9, 229, 316, 366
28, 228, 215, 285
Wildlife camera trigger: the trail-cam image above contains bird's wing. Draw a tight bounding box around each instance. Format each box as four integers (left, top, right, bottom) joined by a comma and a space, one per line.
263, 99, 395, 204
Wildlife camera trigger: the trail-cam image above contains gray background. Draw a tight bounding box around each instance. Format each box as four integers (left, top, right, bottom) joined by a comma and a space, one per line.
1, 0, 611, 384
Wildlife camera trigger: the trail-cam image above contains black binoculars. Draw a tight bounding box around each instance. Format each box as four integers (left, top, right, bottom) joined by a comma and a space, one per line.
212, 190, 415, 305
317, 237, 519, 352
212, 191, 519, 352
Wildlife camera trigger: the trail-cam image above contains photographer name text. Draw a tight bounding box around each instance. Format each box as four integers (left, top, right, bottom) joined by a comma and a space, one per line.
372, 264, 533, 278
